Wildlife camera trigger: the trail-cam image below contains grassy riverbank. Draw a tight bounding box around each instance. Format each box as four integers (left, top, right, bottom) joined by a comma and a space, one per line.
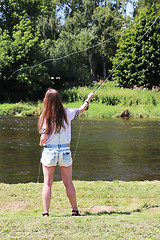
0, 82, 160, 118
0, 181, 160, 239
0, 101, 160, 118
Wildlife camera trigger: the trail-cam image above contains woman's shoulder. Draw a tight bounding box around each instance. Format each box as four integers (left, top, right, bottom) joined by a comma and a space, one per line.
65, 108, 73, 112
65, 108, 75, 116
65, 108, 77, 113
65, 108, 79, 120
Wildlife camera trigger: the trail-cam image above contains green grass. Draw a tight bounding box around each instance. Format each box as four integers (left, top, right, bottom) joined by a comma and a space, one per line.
0, 101, 43, 116
63, 101, 160, 118
0, 181, 160, 239
0, 101, 160, 118
0, 82, 160, 118
61, 81, 160, 107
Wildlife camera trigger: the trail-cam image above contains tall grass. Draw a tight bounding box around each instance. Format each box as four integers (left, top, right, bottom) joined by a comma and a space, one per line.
61, 81, 160, 107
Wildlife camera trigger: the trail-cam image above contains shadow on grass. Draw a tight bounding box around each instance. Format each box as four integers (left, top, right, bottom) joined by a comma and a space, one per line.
82, 205, 160, 217
60, 210, 137, 218
48, 205, 159, 218
83, 210, 135, 216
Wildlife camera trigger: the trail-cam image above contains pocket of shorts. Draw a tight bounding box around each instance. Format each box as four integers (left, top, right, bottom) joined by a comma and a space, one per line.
42, 149, 57, 162
63, 151, 71, 162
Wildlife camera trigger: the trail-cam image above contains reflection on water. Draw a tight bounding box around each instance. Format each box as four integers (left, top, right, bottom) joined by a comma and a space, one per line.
0, 116, 160, 183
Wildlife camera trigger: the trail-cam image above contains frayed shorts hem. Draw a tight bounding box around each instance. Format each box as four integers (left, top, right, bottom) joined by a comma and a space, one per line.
40, 160, 72, 168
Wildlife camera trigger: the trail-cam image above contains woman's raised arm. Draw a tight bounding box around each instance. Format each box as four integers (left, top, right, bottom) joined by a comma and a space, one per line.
78, 92, 94, 114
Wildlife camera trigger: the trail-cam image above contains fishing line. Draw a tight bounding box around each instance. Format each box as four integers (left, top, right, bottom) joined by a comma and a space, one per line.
36, 10, 160, 180
72, 118, 84, 162
37, 161, 41, 183
8, 7, 160, 80
72, 11, 160, 162
93, 11, 160, 94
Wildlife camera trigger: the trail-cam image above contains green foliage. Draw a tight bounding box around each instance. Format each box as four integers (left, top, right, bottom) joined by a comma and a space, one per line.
60, 88, 79, 102
0, 1, 159, 101
47, 0, 124, 88
0, 0, 56, 101
0, 13, 51, 101
113, 4, 160, 88
0, 29, 13, 67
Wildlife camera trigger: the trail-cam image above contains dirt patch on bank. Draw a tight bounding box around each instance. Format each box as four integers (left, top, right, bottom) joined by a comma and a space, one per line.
86, 205, 116, 214
2, 201, 27, 211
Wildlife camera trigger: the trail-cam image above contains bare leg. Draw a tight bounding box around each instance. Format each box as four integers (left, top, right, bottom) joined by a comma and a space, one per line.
60, 165, 78, 211
42, 165, 55, 216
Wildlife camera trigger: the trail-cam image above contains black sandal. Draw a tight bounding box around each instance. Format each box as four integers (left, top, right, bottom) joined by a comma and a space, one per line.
72, 210, 81, 216
42, 212, 49, 217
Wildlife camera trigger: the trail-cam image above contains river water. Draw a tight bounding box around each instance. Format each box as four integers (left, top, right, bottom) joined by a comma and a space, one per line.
0, 116, 159, 183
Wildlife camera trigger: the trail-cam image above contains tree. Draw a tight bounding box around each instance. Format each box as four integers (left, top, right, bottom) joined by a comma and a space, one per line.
47, 5, 96, 88
0, 15, 51, 101
52, 0, 125, 84
112, 4, 160, 88
0, 0, 56, 101
92, 4, 123, 80
0, 0, 134, 101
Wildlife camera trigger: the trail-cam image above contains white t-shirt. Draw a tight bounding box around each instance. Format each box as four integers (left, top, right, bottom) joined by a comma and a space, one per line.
41, 108, 79, 144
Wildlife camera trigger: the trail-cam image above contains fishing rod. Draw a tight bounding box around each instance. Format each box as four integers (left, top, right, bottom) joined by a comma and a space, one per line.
73, 11, 160, 162
93, 11, 160, 94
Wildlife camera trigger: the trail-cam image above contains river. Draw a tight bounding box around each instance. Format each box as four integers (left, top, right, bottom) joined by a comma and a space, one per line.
0, 116, 160, 183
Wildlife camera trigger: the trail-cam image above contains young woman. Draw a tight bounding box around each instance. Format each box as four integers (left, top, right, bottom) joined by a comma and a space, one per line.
38, 88, 94, 217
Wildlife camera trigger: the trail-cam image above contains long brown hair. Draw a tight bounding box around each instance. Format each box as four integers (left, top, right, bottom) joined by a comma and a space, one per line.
38, 89, 68, 135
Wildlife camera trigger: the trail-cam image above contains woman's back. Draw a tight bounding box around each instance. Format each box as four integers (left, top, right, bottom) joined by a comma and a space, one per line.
41, 108, 79, 146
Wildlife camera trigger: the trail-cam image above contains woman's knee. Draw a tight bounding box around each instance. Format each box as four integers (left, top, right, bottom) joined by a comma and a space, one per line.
63, 179, 74, 189
43, 166, 55, 187
44, 177, 53, 187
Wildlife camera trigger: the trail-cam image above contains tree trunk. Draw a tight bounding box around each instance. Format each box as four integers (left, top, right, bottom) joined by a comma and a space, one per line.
102, 57, 106, 81
0, 69, 5, 101
102, 32, 106, 80
89, 52, 95, 79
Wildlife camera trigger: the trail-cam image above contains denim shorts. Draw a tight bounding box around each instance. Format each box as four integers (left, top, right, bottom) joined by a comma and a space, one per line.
40, 145, 72, 167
